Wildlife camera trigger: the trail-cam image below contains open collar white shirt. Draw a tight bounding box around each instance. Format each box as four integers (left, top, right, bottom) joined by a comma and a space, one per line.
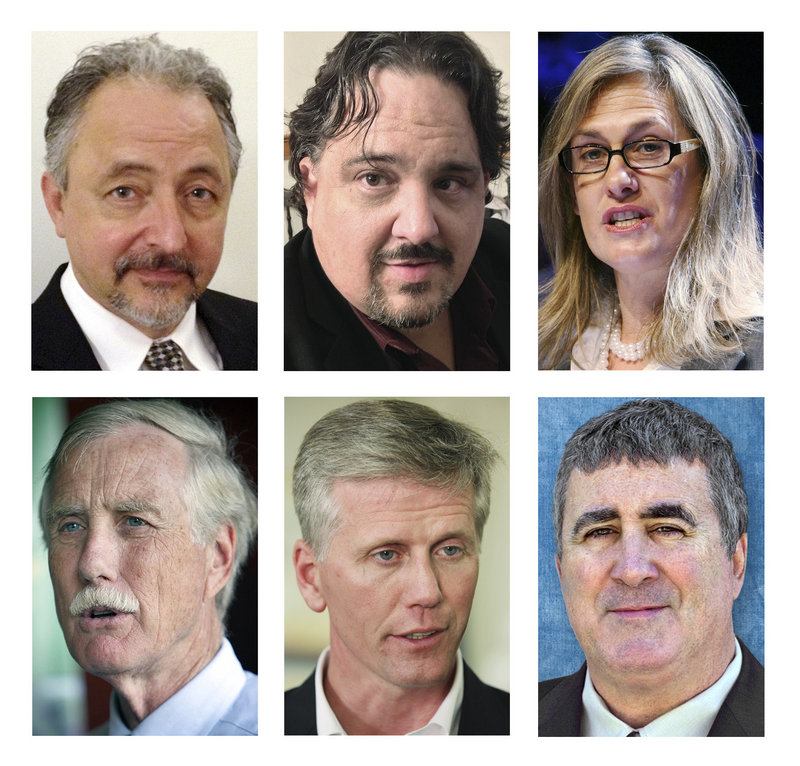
581, 638, 743, 736
314, 646, 464, 735
60, 263, 222, 370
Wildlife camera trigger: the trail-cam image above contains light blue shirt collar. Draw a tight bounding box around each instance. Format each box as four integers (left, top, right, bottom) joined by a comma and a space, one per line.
107, 638, 256, 735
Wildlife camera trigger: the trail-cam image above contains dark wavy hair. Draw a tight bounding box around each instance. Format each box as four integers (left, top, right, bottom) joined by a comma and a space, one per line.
287, 32, 509, 212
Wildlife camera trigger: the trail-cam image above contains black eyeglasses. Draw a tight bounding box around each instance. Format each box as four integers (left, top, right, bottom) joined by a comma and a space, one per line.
558, 138, 704, 175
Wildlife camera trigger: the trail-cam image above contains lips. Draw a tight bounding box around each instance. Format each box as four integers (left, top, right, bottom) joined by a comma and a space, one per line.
602, 206, 650, 229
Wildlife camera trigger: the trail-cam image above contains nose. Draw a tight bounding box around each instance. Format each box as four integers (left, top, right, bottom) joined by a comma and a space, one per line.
604, 153, 639, 200
391, 183, 440, 245
142, 193, 189, 253
609, 533, 658, 587
403, 555, 443, 609
77, 527, 119, 584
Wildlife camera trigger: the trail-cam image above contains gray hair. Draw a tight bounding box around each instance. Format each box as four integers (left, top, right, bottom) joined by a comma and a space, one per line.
44, 34, 242, 189
553, 399, 748, 558
293, 399, 498, 559
539, 34, 763, 368
40, 399, 257, 621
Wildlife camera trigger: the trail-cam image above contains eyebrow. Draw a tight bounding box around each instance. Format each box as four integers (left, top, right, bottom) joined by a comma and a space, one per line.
343, 152, 483, 176
572, 119, 670, 144
102, 161, 226, 186
570, 502, 698, 540
45, 498, 165, 527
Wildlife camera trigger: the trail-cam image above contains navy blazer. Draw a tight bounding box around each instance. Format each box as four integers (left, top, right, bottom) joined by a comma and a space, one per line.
538, 638, 764, 736
285, 661, 509, 735
32, 263, 257, 370
284, 217, 510, 371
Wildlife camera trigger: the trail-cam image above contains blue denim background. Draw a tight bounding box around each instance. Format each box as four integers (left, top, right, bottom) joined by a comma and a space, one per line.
538, 397, 764, 681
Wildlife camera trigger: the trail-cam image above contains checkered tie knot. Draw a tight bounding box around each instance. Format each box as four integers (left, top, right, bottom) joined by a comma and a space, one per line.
144, 339, 186, 370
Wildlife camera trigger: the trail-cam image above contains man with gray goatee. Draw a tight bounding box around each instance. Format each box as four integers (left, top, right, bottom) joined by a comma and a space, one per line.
39, 399, 257, 735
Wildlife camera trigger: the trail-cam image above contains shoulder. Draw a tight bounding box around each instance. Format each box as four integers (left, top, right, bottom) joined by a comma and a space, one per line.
198, 288, 257, 324
210, 672, 258, 736
459, 663, 510, 735
473, 217, 510, 278
538, 665, 586, 737
284, 671, 318, 735
681, 318, 763, 370
709, 639, 764, 736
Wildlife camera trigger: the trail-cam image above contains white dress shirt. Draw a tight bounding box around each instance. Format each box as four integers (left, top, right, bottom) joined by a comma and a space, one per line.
314, 646, 464, 735
581, 639, 743, 736
60, 264, 222, 370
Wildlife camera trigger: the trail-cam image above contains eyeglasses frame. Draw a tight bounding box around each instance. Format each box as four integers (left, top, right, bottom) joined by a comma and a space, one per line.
558, 137, 704, 175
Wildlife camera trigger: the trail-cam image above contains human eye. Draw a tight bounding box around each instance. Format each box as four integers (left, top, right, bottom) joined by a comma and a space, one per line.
357, 170, 390, 189
438, 544, 464, 559
372, 548, 398, 563
58, 520, 84, 534
188, 187, 215, 201
584, 526, 616, 540
109, 186, 136, 200
651, 524, 686, 538
434, 178, 466, 193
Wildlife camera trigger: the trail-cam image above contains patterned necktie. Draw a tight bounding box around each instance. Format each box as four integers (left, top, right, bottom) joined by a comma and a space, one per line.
144, 339, 186, 370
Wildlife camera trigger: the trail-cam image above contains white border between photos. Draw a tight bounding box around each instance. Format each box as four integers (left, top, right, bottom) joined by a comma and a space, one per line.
11, 0, 794, 762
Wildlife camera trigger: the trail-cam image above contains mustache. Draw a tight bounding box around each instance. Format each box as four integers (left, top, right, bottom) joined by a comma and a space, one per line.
371, 242, 454, 272
114, 252, 198, 283
69, 584, 140, 617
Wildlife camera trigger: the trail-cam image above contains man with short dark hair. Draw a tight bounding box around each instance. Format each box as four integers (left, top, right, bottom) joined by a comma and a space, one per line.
286, 399, 509, 734
539, 399, 764, 736
285, 33, 510, 370
33, 34, 257, 370
39, 400, 258, 734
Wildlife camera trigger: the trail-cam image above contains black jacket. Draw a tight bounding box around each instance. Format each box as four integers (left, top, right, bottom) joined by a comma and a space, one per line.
32, 263, 257, 370
284, 218, 510, 370
285, 661, 510, 735
538, 639, 764, 736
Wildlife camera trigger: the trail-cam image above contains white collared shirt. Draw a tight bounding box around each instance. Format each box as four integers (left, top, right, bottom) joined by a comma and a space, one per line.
60, 264, 222, 370
314, 646, 464, 735
581, 638, 743, 736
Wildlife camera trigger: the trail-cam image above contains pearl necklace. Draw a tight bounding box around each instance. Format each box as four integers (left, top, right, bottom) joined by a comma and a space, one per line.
603, 304, 646, 365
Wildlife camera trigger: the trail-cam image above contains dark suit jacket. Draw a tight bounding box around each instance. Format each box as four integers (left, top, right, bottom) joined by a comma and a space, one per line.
32, 263, 257, 370
284, 217, 510, 370
285, 661, 510, 735
538, 639, 764, 736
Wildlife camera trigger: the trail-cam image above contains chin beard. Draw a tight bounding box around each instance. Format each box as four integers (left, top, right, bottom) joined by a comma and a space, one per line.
110, 251, 201, 330
365, 243, 455, 329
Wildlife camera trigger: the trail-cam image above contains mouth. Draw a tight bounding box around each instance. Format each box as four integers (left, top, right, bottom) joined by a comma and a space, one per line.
403, 630, 438, 640
609, 606, 667, 618
603, 207, 650, 230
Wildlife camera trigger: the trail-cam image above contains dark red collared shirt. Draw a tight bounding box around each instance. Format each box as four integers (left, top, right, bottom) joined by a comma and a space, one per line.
351, 266, 499, 370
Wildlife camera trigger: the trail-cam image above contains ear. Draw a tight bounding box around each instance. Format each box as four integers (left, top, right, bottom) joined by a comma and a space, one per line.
41, 172, 68, 238
204, 524, 236, 601
299, 156, 318, 227
555, 552, 563, 584
293, 539, 327, 613
731, 533, 748, 599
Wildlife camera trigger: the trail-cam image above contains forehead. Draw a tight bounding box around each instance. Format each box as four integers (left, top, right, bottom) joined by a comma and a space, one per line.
319, 68, 480, 167
330, 477, 477, 539
52, 424, 188, 509
574, 74, 685, 139
563, 459, 714, 522
70, 77, 230, 176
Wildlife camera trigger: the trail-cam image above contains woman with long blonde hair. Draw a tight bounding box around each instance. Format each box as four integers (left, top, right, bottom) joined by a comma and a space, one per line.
539, 34, 763, 370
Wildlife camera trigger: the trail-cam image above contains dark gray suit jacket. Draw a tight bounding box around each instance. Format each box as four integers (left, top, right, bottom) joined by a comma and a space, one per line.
285, 661, 509, 735
32, 263, 257, 370
538, 639, 764, 736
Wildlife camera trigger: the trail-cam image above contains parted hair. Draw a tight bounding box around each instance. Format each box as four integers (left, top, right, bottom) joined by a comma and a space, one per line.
552, 399, 748, 558
539, 34, 763, 369
40, 399, 257, 621
44, 33, 242, 189
287, 32, 509, 212
292, 399, 498, 559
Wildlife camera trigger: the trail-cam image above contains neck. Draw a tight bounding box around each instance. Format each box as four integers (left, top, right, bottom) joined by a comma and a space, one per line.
323, 647, 455, 735
613, 270, 666, 343
402, 308, 455, 369
588, 635, 737, 729
107, 619, 223, 729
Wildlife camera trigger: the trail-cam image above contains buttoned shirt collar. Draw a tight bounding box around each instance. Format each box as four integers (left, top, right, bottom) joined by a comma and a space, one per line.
314, 646, 464, 735
108, 639, 251, 735
60, 263, 221, 370
581, 638, 743, 736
